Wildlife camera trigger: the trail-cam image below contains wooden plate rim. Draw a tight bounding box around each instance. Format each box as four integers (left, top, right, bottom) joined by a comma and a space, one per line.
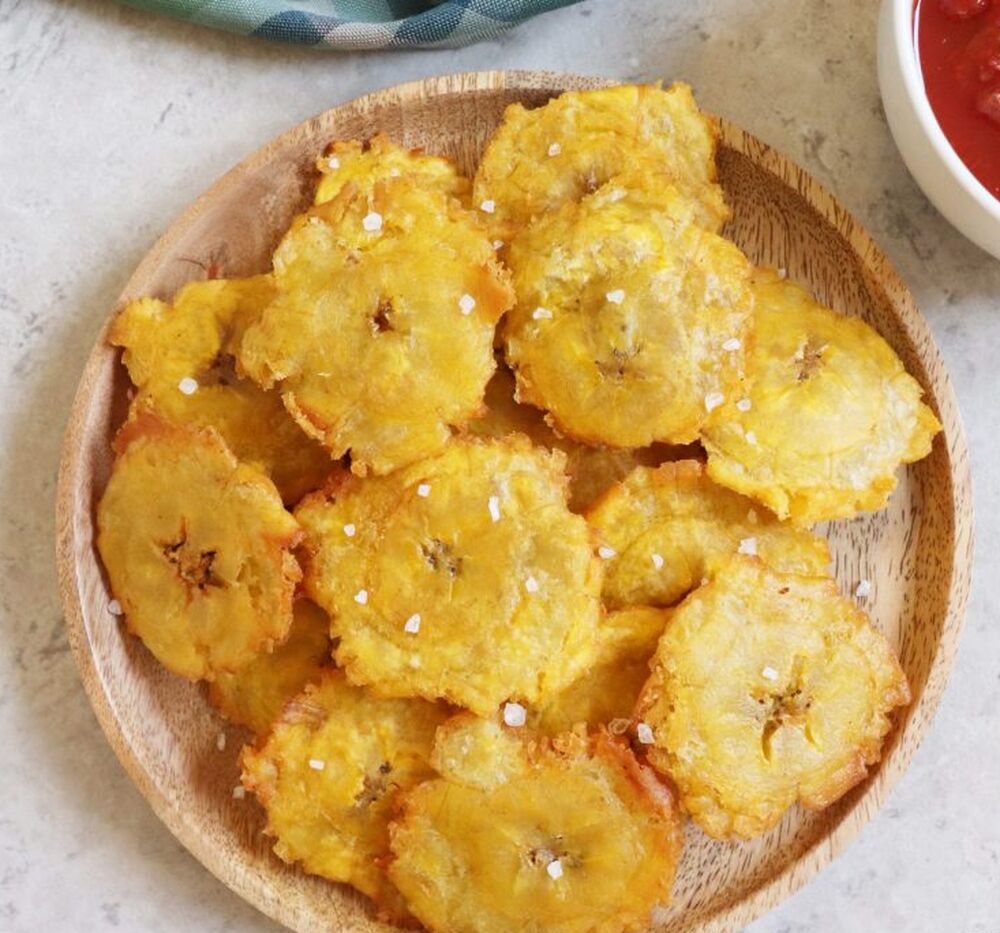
55, 70, 974, 933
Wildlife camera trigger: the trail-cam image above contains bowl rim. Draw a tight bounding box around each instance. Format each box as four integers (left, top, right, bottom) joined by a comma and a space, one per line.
55, 69, 975, 933
892, 0, 1000, 219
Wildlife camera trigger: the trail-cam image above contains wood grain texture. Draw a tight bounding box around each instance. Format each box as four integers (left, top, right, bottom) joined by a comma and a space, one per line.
55, 71, 974, 933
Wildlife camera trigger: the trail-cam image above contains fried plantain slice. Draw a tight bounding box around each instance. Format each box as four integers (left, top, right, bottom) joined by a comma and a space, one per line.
504, 178, 753, 448
473, 82, 728, 235
586, 461, 831, 610
111, 276, 332, 504
96, 415, 302, 680
702, 269, 942, 523
239, 177, 514, 475
295, 436, 603, 716
315, 134, 470, 206
241, 671, 448, 912
635, 555, 910, 839
530, 607, 670, 737
208, 599, 332, 734
465, 365, 677, 512
389, 715, 684, 933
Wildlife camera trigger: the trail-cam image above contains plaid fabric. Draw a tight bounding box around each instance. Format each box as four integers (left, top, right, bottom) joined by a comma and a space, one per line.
115, 0, 583, 49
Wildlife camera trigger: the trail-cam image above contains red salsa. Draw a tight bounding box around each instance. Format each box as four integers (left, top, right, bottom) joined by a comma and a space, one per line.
916, 0, 1000, 198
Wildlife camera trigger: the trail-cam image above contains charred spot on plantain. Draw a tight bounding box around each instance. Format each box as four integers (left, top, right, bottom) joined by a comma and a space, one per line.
420, 538, 462, 578
794, 338, 827, 382
202, 352, 241, 388
162, 532, 223, 592
371, 297, 395, 335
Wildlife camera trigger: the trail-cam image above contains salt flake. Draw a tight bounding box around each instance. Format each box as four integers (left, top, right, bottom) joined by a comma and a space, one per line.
108, 599, 123, 616
525, 576, 539, 593
722, 337, 742, 352
503, 702, 527, 727
704, 392, 725, 412
532, 307, 553, 320
232, 785, 246, 800
327, 156, 341, 170
736, 397, 752, 412
404, 613, 421, 634
636, 722, 655, 745
547, 142, 562, 157
308, 758, 326, 771
606, 289, 625, 305
761, 666, 779, 682
651, 553, 665, 570
417, 483, 431, 498
546, 859, 564, 880
855, 579, 872, 598
598, 545, 616, 560
178, 377, 198, 395
354, 589, 369, 605
480, 199, 496, 214
738, 536, 758, 556
216, 732, 227, 751
459, 294, 476, 315
362, 211, 383, 232
488, 495, 501, 522
343, 523, 357, 537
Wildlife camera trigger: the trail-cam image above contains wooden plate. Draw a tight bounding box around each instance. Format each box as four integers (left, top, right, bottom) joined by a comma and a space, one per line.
56, 71, 973, 933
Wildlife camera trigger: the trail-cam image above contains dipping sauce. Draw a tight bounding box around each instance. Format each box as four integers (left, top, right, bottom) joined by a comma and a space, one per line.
916, 0, 1000, 199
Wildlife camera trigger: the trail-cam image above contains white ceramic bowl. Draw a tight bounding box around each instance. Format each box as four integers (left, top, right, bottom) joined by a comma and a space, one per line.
878, 0, 1000, 259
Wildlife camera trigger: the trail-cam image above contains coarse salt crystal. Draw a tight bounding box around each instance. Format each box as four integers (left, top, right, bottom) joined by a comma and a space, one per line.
493, 239, 504, 250
736, 398, 752, 412
417, 483, 431, 498
362, 211, 383, 232
598, 545, 616, 560
404, 613, 422, 634
232, 785, 246, 800
480, 199, 496, 214
216, 732, 226, 751
525, 576, 540, 593
651, 553, 664, 570
178, 377, 198, 395
108, 599, 123, 616
354, 589, 369, 605
388, 167, 401, 177
722, 337, 742, 352
503, 702, 527, 727
761, 666, 779, 681
546, 859, 564, 880
308, 758, 326, 771
532, 307, 553, 320
488, 495, 501, 522
778, 268, 788, 279
606, 289, 625, 305
738, 536, 758, 556
745, 431, 758, 445
636, 722, 655, 745
855, 579, 872, 598
327, 156, 340, 170
547, 142, 562, 157
704, 392, 725, 412
343, 523, 357, 537
459, 294, 476, 315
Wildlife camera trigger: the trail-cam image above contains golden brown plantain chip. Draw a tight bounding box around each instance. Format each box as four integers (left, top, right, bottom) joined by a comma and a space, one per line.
701, 269, 942, 523
315, 134, 470, 206
241, 671, 448, 914
473, 82, 728, 235
239, 177, 514, 475
110, 276, 332, 505
465, 365, 677, 512
635, 555, 910, 839
504, 178, 753, 448
529, 607, 670, 737
208, 599, 332, 734
96, 415, 302, 680
389, 714, 684, 933
586, 460, 831, 609
295, 436, 603, 716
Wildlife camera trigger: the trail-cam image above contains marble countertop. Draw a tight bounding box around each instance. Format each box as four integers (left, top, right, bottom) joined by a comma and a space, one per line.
1, 0, 998, 930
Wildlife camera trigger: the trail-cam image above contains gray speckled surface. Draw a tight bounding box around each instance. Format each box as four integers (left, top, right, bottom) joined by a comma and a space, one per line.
1, 0, 998, 930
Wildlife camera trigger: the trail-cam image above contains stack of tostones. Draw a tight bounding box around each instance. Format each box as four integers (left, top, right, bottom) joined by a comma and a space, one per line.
504, 178, 753, 447
208, 599, 332, 734
295, 436, 603, 715
473, 81, 728, 235
96, 414, 302, 680
389, 715, 684, 933
702, 269, 942, 523
95, 81, 939, 929
587, 460, 831, 609
241, 672, 448, 916
635, 556, 911, 839
238, 170, 514, 476
110, 276, 332, 504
